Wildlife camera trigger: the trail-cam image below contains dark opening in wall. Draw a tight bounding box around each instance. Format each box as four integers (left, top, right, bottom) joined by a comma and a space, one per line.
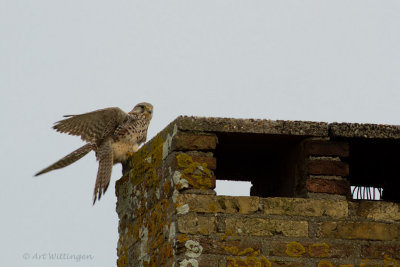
214, 132, 306, 198
342, 138, 400, 202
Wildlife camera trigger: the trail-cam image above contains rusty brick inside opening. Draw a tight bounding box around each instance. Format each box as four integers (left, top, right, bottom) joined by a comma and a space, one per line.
214, 132, 306, 198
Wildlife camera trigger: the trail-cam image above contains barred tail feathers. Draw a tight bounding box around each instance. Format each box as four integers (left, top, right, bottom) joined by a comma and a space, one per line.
35, 143, 94, 176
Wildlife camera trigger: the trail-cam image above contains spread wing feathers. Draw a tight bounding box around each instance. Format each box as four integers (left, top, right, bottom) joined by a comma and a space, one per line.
53, 107, 127, 142
35, 143, 94, 176
93, 140, 113, 205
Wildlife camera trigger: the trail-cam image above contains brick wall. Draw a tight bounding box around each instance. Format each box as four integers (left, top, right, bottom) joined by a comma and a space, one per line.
115, 117, 400, 267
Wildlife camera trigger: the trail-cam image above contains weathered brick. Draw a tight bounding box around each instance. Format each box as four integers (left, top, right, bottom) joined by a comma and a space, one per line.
172, 134, 217, 151
308, 160, 349, 176
318, 221, 398, 241
306, 178, 350, 195
361, 244, 400, 259
267, 241, 357, 258
196, 236, 263, 256
262, 198, 348, 218
197, 254, 225, 267
165, 152, 217, 171
177, 214, 216, 235
358, 259, 382, 267
225, 217, 308, 237
177, 194, 259, 214
305, 140, 349, 157
304, 140, 350, 157
358, 201, 400, 221
190, 155, 217, 170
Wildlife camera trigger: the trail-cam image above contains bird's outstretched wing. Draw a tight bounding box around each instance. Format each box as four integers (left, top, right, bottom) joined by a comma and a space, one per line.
93, 140, 113, 204
53, 107, 127, 142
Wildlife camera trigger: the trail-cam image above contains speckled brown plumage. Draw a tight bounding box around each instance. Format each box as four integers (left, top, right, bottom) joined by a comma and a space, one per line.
35, 102, 153, 204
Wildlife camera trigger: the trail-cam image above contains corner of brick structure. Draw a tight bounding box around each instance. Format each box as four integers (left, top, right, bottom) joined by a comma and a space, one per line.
115, 116, 400, 267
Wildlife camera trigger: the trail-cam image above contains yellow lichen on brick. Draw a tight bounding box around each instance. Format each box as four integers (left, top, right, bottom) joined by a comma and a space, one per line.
176, 153, 213, 189
237, 248, 259, 257
260, 255, 272, 267
128, 133, 165, 186
359, 259, 370, 267
224, 246, 240, 255
209, 202, 218, 212
224, 246, 271, 267
384, 255, 399, 267
286, 241, 306, 257
227, 255, 271, 267
117, 127, 178, 267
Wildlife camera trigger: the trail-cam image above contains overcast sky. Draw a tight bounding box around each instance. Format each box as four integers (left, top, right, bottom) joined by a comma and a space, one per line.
1, 1, 400, 266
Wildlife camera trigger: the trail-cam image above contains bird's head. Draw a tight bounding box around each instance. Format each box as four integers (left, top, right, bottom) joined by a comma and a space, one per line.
130, 102, 153, 119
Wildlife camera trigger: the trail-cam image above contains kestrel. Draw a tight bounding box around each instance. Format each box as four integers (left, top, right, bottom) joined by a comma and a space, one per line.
35, 102, 153, 204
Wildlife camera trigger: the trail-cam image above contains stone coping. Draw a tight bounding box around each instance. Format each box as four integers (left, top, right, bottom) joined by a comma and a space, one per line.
174, 116, 329, 136
168, 116, 400, 139
330, 122, 400, 139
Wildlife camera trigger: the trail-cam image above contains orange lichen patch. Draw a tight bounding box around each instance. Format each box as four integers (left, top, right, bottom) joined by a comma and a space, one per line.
318, 260, 335, 267
147, 242, 174, 267
309, 243, 330, 258
176, 153, 214, 189
219, 229, 239, 241
226, 256, 238, 267
129, 221, 139, 239
219, 231, 229, 241
163, 180, 171, 196
177, 234, 189, 243
117, 254, 127, 267
286, 241, 306, 257
260, 255, 272, 267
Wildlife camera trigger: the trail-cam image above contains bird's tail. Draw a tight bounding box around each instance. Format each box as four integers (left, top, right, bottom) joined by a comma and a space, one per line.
35, 143, 95, 176
92, 140, 113, 205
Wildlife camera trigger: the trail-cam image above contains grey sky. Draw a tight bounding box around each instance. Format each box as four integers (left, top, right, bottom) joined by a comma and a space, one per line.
1, 1, 400, 266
